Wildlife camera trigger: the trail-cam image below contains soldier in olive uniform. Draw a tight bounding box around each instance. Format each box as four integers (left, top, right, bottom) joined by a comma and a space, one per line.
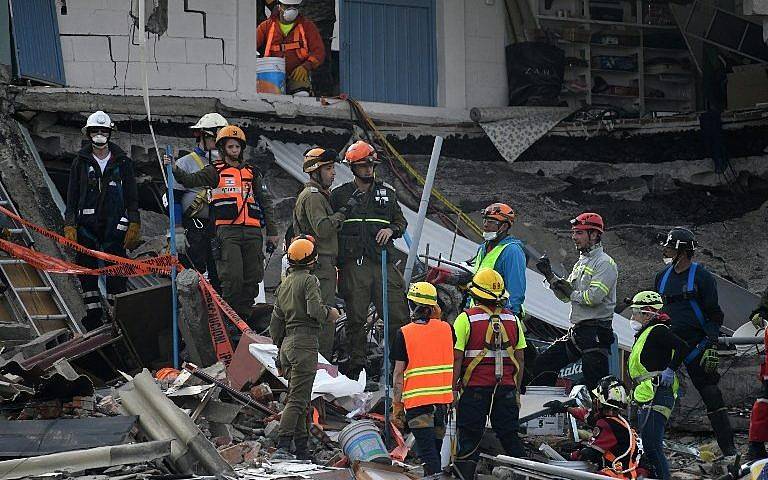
293, 147, 358, 360
270, 237, 339, 460
329, 140, 409, 380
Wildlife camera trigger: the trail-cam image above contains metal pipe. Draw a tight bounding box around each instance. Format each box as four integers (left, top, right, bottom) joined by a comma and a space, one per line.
382, 248, 391, 444
718, 336, 764, 345
166, 145, 179, 369
402, 136, 443, 286
485, 454, 611, 480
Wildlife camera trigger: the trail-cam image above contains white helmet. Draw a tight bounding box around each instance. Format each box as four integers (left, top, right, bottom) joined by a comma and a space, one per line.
279, 0, 303, 5
191, 113, 228, 131
82, 111, 114, 134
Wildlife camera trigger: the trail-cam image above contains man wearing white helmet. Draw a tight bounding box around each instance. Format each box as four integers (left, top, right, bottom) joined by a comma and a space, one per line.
171, 113, 228, 288
65, 111, 140, 331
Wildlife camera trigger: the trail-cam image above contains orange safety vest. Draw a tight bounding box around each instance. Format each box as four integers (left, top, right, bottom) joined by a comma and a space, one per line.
599, 416, 641, 479
461, 307, 520, 388
210, 163, 263, 228
264, 21, 318, 65
401, 319, 454, 409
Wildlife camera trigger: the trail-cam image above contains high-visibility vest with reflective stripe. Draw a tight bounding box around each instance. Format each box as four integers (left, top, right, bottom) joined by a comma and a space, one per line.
628, 323, 678, 407
264, 21, 318, 66
401, 318, 454, 409
473, 242, 510, 272
461, 307, 520, 387
210, 164, 263, 227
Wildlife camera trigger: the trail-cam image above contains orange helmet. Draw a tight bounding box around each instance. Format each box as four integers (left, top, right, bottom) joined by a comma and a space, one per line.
344, 140, 379, 165
215, 125, 246, 146
482, 203, 516, 225
287, 237, 317, 267
303, 147, 338, 173
571, 212, 604, 233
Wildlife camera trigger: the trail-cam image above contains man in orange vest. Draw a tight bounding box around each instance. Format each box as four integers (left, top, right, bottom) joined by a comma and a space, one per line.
257, 0, 326, 95
166, 126, 278, 335
392, 281, 454, 476
452, 269, 526, 480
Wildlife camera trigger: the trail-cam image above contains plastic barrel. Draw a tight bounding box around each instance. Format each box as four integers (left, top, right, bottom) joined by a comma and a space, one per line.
256, 57, 286, 94
338, 420, 390, 464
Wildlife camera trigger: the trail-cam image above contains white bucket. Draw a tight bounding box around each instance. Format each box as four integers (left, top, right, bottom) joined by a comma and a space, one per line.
338, 420, 390, 464
256, 57, 286, 94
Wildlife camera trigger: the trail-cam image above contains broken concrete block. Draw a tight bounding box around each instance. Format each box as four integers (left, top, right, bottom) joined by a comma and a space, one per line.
201, 399, 242, 424
243, 441, 261, 463
491, 466, 516, 480
208, 422, 237, 443
226, 330, 272, 391
264, 420, 281, 440
218, 443, 246, 466
0, 322, 32, 342
176, 269, 217, 367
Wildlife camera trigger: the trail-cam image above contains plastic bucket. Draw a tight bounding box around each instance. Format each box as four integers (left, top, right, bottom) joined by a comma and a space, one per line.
338, 420, 390, 464
256, 57, 286, 94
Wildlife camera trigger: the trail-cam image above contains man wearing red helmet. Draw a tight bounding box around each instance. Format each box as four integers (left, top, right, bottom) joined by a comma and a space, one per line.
533, 212, 618, 389
330, 140, 409, 379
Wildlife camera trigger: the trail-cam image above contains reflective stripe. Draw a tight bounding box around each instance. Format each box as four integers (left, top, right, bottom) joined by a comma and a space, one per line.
408, 291, 437, 303
465, 349, 510, 358
401, 385, 453, 400
343, 218, 390, 224
583, 290, 591, 305
83, 291, 100, 299
213, 199, 237, 206
117, 224, 128, 231
590, 280, 609, 294
632, 370, 661, 383
468, 312, 516, 323
212, 187, 243, 195
85, 302, 101, 310
81, 208, 95, 215
403, 364, 452, 379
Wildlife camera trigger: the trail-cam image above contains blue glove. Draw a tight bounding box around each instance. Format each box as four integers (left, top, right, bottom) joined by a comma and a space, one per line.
659, 367, 675, 387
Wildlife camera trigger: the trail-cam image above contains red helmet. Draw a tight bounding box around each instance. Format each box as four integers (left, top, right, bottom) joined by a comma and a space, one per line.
482, 203, 516, 225
344, 140, 379, 165
571, 212, 604, 233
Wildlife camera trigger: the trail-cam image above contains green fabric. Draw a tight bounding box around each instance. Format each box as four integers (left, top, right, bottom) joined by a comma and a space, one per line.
629, 324, 678, 404
216, 225, 264, 320
473, 242, 510, 272
278, 334, 318, 446
314, 255, 337, 359
279, 21, 295, 36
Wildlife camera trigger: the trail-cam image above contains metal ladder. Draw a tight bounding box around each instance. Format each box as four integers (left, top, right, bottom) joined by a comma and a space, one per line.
0, 178, 80, 335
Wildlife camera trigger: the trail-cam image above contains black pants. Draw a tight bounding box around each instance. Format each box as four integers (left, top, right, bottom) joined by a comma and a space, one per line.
405, 404, 447, 475
531, 324, 614, 390
181, 217, 219, 290
76, 229, 127, 331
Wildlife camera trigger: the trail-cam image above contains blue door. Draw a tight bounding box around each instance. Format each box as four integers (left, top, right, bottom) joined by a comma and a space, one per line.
340, 0, 436, 106
9, 0, 65, 85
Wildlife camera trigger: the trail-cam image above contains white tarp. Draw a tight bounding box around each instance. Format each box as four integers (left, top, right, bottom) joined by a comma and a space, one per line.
265, 138, 634, 350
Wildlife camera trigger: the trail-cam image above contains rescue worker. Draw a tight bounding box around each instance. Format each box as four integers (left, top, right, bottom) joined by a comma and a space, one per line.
749, 288, 768, 461
166, 126, 278, 332
391, 282, 454, 476
256, 0, 326, 95
627, 291, 687, 480
550, 376, 647, 478
171, 113, 228, 288
533, 212, 617, 389
269, 237, 340, 460
329, 140, 409, 380
472, 203, 526, 314
452, 268, 526, 480
654, 227, 736, 458
293, 147, 350, 359
65, 111, 140, 331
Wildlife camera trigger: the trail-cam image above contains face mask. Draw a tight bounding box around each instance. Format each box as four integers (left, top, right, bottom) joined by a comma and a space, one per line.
663, 257, 674, 265
281, 7, 298, 22
91, 134, 108, 147
482, 231, 498, 241
630, 320, 643, 332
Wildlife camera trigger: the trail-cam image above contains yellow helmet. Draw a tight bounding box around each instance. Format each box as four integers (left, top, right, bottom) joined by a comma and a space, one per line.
469, 268, 507, 301
407, 282, 438, 306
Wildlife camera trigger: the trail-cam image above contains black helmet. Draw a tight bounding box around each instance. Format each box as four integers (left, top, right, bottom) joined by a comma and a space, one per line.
657, 227, 697, 252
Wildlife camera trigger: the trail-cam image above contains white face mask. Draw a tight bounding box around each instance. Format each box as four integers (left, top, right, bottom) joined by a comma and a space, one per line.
630, 320, 643, 332
281, 7, 299, 22
91, 134, 108, 147
663, 257, 674, 265
482, 231, 498, 241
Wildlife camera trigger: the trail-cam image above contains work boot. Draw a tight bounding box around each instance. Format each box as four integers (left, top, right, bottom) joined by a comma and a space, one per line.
708, 410, 737, 457
272, 437, 296, 461
294, 442, 312, 461
748, 441, 768, 461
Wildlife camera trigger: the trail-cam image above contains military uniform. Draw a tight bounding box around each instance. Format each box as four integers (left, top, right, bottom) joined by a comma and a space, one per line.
172, 160, 276, 326
292, 179, 345, 359
269, 268, 328, 456
329, 180, 408, 373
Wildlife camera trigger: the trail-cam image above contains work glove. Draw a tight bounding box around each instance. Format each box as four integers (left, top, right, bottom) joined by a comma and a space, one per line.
552, 279, 574, 297
752, 311, 767, 329
700, 347, 719, 374
543, 400, 570, 414
172, 226, 189, 255
64, 225, 78, 244
123, 222, 141, 250
536, 255, 554, 280
290, 65, 309, 83
659, 367, 675, 387
392, 401, 406, 430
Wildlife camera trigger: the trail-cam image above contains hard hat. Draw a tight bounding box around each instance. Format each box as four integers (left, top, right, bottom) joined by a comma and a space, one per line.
303, 147, 338, 173
407, 282, 439, 306
468, 268, 507, 302
279, 0, 303, 4
658, 227, 696, 252
215, 125, 247, 146
629, 291, 663, 312
191, 113, 228, 131
287, 237, 317, 266
82, 111, 114, 134
571, 212, 604, 234
591, 375, 628, 410
482, 203, 516, 225
343, 140, 380, 165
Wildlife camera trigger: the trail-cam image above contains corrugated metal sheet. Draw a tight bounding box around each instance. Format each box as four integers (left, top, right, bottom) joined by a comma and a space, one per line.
340, 0, 436, 106
9, 0, 65, 85
264, 138, 637, 350
0, 0, 11, 66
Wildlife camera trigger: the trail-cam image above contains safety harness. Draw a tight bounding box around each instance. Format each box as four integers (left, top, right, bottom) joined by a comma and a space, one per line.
657, 262, 708, 364
461, 306, 521, 390
599, 416, 641, 479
